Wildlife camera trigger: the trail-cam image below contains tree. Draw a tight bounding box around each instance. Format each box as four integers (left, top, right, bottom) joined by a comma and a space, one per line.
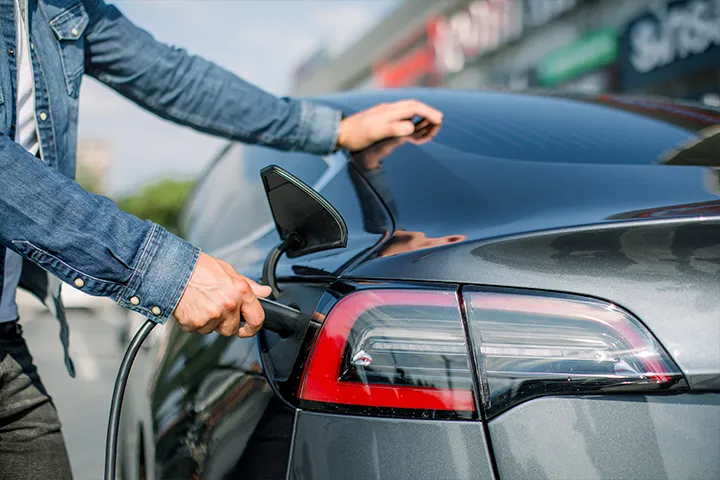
116, 178, 195, 235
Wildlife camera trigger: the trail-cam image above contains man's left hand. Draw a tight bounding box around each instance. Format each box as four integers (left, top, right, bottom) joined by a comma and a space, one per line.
336, 100, 443, 152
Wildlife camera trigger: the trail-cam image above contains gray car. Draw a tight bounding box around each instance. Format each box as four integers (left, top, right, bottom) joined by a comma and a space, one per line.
119, 89, 720, 480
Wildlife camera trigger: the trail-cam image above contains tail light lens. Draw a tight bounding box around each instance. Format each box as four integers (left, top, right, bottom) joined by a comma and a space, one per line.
298, 289, 477, 419
464, 289, 685, 417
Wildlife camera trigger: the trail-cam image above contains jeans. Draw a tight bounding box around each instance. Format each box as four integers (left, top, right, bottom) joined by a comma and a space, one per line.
0, 321, 73, 480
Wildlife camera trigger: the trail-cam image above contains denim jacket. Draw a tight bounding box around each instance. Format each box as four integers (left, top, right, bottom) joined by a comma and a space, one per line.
0, 0, 342, 376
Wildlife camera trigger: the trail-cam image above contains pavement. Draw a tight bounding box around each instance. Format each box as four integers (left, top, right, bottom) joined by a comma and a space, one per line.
17, 290, 128, 480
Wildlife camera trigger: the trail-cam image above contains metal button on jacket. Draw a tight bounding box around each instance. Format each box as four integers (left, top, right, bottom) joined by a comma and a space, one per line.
39, 111, 48, 121
151, 306, 162, 316
129, 296, 140, 306
73, 278, 84, 288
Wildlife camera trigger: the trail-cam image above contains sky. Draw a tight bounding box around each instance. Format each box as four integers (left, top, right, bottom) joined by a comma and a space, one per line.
78, 0, 400, 196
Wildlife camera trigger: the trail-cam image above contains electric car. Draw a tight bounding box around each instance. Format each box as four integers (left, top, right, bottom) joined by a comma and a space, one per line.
119, 89, 720, 480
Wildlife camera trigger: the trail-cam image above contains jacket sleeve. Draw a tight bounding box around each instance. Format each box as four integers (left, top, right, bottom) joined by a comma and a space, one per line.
82, 1, 342, 155
0, 137, 199, 324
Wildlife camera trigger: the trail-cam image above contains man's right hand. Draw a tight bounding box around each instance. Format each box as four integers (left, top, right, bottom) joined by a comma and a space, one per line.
173, 252, 272, 337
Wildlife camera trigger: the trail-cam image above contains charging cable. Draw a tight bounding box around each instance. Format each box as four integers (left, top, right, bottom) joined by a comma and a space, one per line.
104, 319, 156, 480
103, 298, 299, 479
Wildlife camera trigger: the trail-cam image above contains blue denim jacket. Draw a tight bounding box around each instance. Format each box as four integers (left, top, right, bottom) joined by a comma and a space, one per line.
0, 0, 342, 375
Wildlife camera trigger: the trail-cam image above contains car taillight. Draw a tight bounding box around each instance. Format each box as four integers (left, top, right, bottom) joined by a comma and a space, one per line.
298, 289, 477, 419
464, 289, 685, 418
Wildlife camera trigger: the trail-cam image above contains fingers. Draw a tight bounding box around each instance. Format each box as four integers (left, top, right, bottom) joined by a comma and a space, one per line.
174, 253, 271, 339
386, 100, 443, 125
215, 277, 266, 338
215, 315, 241, 337
246, 277, 272, 298
198, 316, 223, 335
238, 291, 265, 337
388, 120, 416, 138
410, 122, 441, 145
414, 118, 431, 131
224, 277, 265, 338
375, 100, 442, 143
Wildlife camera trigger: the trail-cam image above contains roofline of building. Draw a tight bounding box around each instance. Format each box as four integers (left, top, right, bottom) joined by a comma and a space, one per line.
291, 0, 467, 96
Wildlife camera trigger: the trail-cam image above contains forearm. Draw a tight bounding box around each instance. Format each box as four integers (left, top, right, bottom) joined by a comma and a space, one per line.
0, 137, 198, 323
83, 1, 341, 154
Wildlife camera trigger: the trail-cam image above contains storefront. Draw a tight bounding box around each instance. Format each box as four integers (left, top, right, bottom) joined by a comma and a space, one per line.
290, 0, 621, 96
620, 0, 720, 101
371, 0, 525, 89
536, 28, 619, 93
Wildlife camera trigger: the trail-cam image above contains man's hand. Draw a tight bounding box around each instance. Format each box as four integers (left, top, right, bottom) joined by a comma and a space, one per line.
337, 100, 443, 152
173, 252, 272, 337
354, 118, 442, 170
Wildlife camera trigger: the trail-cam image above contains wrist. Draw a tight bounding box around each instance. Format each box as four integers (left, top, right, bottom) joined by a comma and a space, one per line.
335, 115, 348, 152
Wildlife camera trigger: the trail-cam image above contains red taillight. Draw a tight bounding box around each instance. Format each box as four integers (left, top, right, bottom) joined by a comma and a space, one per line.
464, 289, 685, 417
298, 289, 476, 415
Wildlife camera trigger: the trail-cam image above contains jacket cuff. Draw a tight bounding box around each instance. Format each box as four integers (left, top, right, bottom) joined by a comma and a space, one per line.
298, 101, 342, 155
116, 223, 200, 324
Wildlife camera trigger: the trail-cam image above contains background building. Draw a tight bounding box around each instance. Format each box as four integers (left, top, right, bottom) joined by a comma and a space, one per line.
292, 0, 720, 105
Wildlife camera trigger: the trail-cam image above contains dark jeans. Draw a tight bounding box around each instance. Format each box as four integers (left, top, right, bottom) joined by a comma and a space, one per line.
0, 321, 73, 480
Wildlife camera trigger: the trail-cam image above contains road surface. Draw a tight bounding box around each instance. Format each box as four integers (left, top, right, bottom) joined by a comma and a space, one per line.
18, 290, 129, 480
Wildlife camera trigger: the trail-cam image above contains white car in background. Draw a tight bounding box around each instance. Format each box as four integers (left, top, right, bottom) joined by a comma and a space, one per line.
61, 285, 109, 310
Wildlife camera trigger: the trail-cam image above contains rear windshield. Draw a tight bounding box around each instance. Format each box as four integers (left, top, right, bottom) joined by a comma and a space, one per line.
324, 91, 720, 166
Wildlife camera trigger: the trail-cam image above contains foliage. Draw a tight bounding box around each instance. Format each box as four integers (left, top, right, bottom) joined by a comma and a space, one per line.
75, 161, 104, 195
115, 178, 195, 235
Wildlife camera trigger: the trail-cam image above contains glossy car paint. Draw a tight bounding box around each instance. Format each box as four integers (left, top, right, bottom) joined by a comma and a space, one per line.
123, 90, 720, 480
489, 394, 720, 480
289, 412, 495, 480
350, 220, 720, 390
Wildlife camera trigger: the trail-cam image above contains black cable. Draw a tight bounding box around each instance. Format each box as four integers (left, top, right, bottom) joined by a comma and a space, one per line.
104, 319, 156, 480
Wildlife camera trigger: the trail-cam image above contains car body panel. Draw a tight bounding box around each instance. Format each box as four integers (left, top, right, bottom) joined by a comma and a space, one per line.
488, 394, 720, 480
289, 411, 496, 480
348, 220, 720, 390
150, 328, 272, 479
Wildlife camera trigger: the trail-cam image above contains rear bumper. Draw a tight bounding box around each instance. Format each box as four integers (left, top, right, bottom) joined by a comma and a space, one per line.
288, 394, 720, 480
489, 394, 720, 480
288, 411, 496, 480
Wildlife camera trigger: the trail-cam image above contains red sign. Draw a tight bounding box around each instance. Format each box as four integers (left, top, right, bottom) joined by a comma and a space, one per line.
372, 17, 442, 88
372, 0, 523, 88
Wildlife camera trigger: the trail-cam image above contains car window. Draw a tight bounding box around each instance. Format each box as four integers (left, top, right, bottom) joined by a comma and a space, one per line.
182, 143, 330, 252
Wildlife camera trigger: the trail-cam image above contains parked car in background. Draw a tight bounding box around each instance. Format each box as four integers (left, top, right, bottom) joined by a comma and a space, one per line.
119, 89, 720, 480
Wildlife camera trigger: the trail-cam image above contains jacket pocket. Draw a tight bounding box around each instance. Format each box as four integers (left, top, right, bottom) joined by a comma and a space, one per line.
49, 2, 89, 98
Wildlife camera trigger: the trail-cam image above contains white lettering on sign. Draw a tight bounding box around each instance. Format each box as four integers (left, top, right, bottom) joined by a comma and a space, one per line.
434, 0, 523, 75
629, 0, 720, 74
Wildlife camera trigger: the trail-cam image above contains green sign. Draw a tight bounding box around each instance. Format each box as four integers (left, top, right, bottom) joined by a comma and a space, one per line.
538, 28, 618, 86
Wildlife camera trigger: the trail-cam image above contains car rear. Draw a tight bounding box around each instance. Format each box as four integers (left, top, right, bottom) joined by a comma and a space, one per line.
266, 275, 718, 480
265, 91, 720, 480
163, 89, 720, 480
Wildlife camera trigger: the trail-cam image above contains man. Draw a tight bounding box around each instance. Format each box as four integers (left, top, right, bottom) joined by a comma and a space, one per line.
0, 1, 443, 478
